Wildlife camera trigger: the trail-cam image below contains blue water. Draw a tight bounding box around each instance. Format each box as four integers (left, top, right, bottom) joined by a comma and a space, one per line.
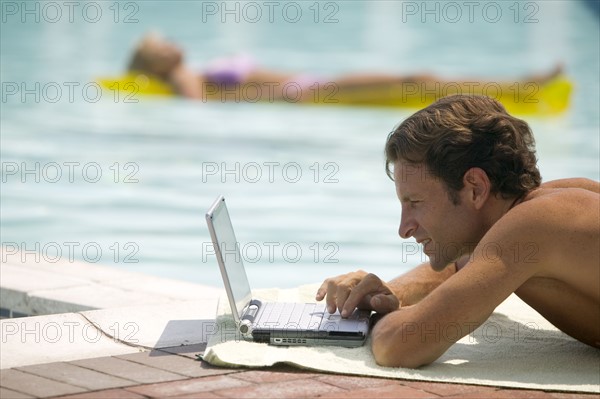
1, 1, 599, 289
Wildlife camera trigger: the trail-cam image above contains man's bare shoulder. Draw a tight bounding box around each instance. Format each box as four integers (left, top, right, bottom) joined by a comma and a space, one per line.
480, 180, 599, 281
475, 181, 599, 272
506, 181, 598, 235
541, 178, 600, 193
521, 179, 599, 221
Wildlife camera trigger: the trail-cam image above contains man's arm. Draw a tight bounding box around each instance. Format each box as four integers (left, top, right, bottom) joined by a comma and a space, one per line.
371, 203, 548, 368
315, 256, 461, 316
387, 258, 460, 306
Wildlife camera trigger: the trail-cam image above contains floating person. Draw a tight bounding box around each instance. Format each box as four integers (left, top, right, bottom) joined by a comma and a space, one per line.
99, 33, 572, 115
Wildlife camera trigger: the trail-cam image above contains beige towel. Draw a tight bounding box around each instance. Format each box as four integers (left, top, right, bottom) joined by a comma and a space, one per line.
203, 284, 600, 393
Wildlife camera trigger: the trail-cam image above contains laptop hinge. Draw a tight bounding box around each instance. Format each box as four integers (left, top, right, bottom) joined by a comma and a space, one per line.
241, 299, 263, 323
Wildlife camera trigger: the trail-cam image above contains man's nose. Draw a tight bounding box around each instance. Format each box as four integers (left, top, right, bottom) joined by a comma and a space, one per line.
398, 212, 417, 239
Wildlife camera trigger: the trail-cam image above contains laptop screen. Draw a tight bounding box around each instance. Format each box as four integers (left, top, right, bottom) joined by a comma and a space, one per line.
206, 196, 252, 319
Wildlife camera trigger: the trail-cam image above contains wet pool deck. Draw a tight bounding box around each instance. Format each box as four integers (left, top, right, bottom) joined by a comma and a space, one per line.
1, 252, 598, 398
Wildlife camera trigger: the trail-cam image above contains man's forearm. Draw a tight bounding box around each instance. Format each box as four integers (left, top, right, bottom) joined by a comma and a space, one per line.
387, 261, 456, 306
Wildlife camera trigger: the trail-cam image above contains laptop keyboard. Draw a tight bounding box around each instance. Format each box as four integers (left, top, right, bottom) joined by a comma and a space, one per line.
254, 302, 326, 330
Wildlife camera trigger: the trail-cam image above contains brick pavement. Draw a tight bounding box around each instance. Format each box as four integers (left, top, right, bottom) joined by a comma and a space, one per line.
1, 344, 597, 398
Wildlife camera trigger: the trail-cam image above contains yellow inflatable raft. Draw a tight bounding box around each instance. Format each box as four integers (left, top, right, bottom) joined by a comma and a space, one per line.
97, 73, 173, 97
97, 72, 572, 116
329, 75, 573, 115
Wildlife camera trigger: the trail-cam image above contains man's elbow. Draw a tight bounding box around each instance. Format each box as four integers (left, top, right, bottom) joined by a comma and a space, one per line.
372, 338, 433, 369
371, 322, 443, 369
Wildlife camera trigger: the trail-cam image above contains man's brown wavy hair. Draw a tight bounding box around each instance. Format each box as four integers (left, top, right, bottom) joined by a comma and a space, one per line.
385, 95, 541, 204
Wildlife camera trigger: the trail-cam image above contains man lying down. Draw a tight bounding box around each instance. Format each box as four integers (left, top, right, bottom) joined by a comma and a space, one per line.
316, 94, 600, 368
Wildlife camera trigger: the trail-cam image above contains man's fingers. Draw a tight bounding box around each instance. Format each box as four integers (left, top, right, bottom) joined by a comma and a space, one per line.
315, 270, 378, 316
335, 284, 352, 315
341, 274, 382, 317
370, 294, 400, 313
315, 281, 328, 301
325, 280, 339, 314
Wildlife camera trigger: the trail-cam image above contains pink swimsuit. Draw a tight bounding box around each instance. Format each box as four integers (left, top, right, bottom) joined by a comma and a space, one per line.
203, 54, 257, 86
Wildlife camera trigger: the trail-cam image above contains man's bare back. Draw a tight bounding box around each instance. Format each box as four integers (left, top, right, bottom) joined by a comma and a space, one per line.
513, 178, 599, 347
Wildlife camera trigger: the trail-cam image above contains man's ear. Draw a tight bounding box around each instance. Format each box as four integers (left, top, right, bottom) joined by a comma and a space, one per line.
462, 167, 491, 210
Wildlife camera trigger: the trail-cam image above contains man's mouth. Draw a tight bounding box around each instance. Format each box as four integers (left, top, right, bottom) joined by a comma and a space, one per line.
418, 238, 432, 252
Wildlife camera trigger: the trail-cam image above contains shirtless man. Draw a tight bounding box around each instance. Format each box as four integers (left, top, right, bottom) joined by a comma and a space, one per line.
316, 95, 600, 368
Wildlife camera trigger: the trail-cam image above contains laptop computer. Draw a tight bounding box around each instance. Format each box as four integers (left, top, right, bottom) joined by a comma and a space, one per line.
206, 195, 372, 347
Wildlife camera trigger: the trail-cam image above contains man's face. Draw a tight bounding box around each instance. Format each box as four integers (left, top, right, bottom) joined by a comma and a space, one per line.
393, 162, 480, 271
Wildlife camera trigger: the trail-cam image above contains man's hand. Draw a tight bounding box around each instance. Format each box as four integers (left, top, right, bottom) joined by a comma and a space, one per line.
315, 270, 400, 318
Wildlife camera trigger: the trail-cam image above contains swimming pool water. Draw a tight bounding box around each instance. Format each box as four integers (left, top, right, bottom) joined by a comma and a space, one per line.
1, 1, 599, 289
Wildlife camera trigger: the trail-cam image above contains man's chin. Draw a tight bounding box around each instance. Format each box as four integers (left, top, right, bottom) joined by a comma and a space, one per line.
427, 256, 448, 272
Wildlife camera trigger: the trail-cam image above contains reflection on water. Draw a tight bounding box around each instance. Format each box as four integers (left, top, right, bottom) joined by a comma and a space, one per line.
1, 1, 598, 289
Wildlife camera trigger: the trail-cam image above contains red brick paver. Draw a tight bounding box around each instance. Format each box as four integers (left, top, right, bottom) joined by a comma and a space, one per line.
115, 351, 232, 378
548, 393, 600, 399
316, 373, 401, 390
467, 389, 554, 398
214, 377, 345, 398
0, 386, 36, 398
231, 367, 322, 384
2, 346, 597, 399
15, 362, 134, 391
125, 373, 252, 397
72, 356, 186, 384
49, 388, 146, 399
320, 383, 438, 399
0, 369, 85, 397
403, 380, 502, 397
